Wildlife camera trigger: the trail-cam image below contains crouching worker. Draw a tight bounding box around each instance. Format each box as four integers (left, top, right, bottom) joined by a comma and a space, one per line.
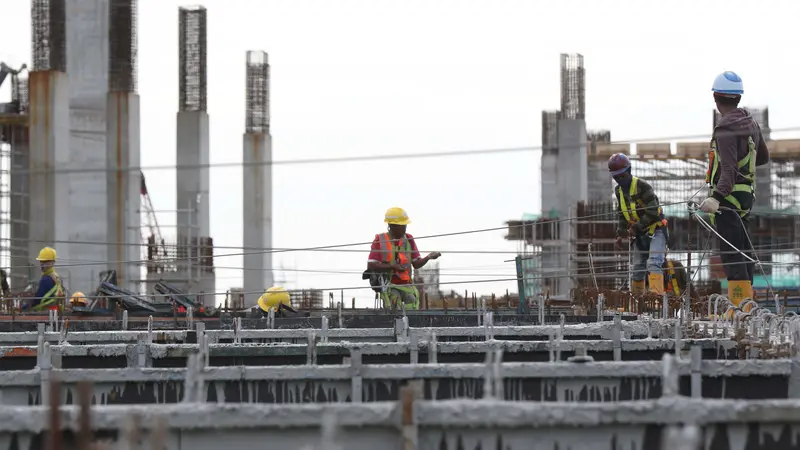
364, 207, 440, 311
257, 286, 297, 318
609, 154, 669, 295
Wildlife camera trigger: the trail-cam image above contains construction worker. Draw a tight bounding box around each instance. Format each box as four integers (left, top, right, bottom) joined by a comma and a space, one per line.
257, 286, 297, 317
366, 207, 441, 310
699, 71, 770, 306
25, 247, 65, 311
609, 154, 669, 295
70, 291, 87, 307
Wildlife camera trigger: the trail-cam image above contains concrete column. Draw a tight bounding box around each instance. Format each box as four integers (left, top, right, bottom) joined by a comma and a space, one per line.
176, 111, 214, 303
242, 133, 274, 307
106, 93, 140, 292
66, 0, 110, 292
28, 71, 72, 284
9, 125, 31, 290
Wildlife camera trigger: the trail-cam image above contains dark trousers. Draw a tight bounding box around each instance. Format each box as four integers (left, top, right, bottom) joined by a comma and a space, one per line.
716, 194, 755, 282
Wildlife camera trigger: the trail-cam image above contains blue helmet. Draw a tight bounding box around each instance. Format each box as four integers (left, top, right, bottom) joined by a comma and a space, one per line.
712, 71, 743, 96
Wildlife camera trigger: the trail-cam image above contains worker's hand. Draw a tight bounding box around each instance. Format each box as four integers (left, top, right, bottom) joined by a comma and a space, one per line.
428, 252, 442, 260
389, 263, 408, 272
629, 223, 646, 237
699, 197, 720, 214
614, 236, 624, 250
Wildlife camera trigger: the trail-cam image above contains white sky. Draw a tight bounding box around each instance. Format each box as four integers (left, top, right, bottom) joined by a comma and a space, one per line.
1, 0, 799, 306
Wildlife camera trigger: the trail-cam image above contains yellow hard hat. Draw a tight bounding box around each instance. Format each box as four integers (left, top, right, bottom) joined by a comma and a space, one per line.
257, 286, 291, 313
70, 291, 87, 306
36, 247, 57, 261
384, 207, 411, 225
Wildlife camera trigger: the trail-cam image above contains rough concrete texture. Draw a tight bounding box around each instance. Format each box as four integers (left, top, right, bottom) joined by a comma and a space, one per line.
0, 400, 799, 449
0, 359, 793, 406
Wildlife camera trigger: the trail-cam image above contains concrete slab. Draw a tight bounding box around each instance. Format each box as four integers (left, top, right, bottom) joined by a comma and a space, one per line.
1, 399, 800, 449
0, 359, 792, 405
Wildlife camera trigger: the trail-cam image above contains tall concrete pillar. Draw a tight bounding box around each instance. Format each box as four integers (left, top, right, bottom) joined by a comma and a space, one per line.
28, 71, 72, 286
106, 0, 140, 292
176, 6, 214, 304
242, 51, 273, 307
243, 133, 273, 307
65, 0, 110, 292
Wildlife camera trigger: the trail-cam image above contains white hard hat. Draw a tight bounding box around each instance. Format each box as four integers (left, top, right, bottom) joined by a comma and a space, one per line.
711, 71, 743, 96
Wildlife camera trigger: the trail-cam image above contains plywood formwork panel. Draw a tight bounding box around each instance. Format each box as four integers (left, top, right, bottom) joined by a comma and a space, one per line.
676, 142, 710, 160
636, 143, 670, 159
595, 143, 629, 158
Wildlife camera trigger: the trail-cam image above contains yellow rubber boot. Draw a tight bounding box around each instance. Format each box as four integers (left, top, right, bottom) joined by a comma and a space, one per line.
631, 280, 646, 294
728, 280, 752, 307
648, 273, 665, 295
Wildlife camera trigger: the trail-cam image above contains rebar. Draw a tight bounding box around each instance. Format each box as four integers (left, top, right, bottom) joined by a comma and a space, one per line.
31, 0, 66, 72
560, 53, 585, 120
109, 0, 137, 93
178, 6, 207, 112
245, 51, 270, 134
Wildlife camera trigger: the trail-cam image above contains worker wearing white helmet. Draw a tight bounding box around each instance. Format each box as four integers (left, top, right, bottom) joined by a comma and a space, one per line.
364, 207, 441, 311
699, 71, 770, 307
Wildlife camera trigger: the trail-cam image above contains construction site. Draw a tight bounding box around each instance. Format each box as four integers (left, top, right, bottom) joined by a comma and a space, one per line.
0, 2, 799, 450
506, 53, 800, 305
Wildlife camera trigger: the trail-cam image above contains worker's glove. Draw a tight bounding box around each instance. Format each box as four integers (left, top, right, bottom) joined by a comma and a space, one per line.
629, 222, 646, 237
699, 197, 720, 214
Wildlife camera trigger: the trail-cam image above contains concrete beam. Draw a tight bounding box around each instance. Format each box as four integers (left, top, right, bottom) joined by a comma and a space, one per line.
1, 400, 800, 450
0, 321, 654, 345
0, 359, 793, 406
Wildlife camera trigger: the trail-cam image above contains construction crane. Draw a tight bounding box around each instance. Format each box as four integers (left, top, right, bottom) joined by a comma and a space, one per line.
140, 172, 169, 274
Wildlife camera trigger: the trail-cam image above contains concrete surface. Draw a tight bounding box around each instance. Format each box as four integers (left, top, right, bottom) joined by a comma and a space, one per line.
65, 0, 111, 293
0, 338, 737, 371
0, 320, 654, 345
105, 92, 141, 291
1, 359, 796, 406
1, 399, 800, 449
242, 132, 274, 307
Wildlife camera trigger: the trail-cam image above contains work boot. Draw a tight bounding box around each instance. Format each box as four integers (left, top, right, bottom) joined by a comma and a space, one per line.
648, 273, 665, 295
630, 280, 646, 294
728, 280, 752, 308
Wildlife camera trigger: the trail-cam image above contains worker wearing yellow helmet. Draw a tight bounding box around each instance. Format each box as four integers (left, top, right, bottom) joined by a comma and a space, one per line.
257, 286, 297, 317
365, 207, 441, 311
25, 247, 66, 312
70, 291, 88, 307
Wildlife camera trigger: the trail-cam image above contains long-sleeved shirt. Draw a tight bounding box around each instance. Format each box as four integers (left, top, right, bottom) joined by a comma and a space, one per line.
30, 273, 57, 308
615, 177, 662, 235
712, 108, 770, 199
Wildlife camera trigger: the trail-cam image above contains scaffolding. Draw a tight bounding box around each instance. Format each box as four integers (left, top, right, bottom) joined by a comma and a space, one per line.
109, 0, 137, 93
559, 53, 585, 120
178, 5, 207, 112
245, 51, 270, 134
31, 0, 66, 72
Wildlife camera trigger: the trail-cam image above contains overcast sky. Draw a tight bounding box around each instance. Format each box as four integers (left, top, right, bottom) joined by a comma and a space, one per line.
1, 0, 799, 306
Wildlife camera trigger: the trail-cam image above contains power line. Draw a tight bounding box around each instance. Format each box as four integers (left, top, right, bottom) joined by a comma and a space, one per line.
9, 126, 800, 176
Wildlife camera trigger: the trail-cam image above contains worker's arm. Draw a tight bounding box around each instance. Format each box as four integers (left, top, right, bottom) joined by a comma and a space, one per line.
633, 179, 661, 228
409, 237, 441, 269
755, 126, 770, 167
614, 189, 627, 236
26, 275, 55, 308
711, 128, 739, 199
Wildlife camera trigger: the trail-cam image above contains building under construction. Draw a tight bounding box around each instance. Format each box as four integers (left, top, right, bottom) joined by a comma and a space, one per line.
507, 54, 800, 299
0, 1, 274, 308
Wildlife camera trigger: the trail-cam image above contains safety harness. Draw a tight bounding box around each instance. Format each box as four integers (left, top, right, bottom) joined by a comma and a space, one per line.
374, 233, 419, 309
707, 135, 756, 224
32, 272, 64, 312
618, 176, 668, 236
665, 260, 681, 297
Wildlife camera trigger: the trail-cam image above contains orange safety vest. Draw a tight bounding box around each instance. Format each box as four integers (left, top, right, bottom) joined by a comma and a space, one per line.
377, 232, 413, 284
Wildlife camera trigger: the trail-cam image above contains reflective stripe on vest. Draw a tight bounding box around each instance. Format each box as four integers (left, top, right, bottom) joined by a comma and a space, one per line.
377, 233, 412, 283
617, 176, 665, 236
33, 273, 64, 311
709, 135, 756, 219
666, 260, 681, 296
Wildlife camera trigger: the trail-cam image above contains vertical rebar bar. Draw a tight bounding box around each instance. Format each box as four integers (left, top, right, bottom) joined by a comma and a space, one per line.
32, 0, 67, 72
245, 51, 270, 133
178, 6, 207, 112
109, 0, 137, 93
